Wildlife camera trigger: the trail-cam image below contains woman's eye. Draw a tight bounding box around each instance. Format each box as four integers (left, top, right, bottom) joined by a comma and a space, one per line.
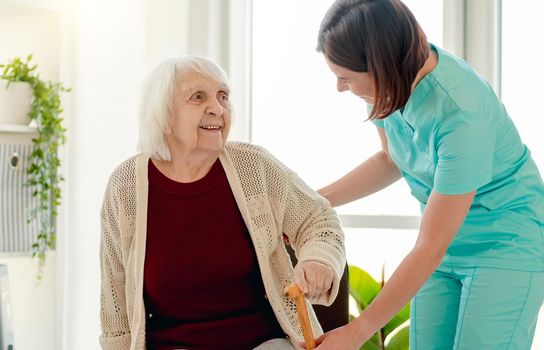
218, 92, 229, 101
190, 93, 203, 100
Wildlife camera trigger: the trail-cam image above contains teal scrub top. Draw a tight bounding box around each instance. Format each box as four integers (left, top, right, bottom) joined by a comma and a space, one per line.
373, 44, 544, 271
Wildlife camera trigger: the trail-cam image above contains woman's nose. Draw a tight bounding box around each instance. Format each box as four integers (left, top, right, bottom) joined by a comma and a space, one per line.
206, 98, 224, 116
337, 81, 348, 92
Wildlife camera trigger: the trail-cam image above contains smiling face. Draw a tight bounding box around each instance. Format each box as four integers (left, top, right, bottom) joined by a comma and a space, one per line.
166, 71, 231, 158
325, 56, 375, 104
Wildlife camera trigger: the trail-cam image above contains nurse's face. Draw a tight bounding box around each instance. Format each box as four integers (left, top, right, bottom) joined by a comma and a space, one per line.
325, 56, 375, 104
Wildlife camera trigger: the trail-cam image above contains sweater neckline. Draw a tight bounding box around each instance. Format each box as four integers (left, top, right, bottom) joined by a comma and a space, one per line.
148, 158, 224, 196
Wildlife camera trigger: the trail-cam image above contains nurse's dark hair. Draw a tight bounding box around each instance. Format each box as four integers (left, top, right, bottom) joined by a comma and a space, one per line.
317, 0, 429, 120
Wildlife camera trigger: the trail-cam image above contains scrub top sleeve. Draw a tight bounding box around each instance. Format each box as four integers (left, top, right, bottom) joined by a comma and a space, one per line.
434, 116, 495, 195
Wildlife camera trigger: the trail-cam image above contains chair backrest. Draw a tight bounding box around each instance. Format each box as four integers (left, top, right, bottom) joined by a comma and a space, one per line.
284, 244, 350, 332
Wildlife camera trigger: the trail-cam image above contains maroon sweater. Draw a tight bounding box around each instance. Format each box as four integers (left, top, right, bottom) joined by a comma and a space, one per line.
144, 159, 285, 350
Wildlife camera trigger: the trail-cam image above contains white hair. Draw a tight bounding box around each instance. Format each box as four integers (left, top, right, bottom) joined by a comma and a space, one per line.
137, 56, 231, 161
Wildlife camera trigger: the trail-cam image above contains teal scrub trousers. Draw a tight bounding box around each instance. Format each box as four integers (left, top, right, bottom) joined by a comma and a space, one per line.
410, 265, 544, 349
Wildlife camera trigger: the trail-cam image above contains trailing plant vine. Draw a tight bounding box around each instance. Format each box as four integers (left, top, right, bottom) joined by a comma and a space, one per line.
0, 55, 69, 279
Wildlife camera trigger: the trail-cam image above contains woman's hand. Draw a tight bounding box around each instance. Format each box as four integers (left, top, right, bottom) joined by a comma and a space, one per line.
293, 260, 334, 299
299, 323, 365, 350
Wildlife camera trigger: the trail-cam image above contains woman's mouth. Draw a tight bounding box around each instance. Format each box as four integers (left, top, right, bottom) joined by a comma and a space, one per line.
199, 125, 222, 131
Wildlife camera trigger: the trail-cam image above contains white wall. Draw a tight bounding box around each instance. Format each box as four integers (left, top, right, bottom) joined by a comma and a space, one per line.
0, 254, 56, 350
144, 0, 189, 65
0, 11, 61, 80
62, 0, 144, 348
0, 8, 61, 350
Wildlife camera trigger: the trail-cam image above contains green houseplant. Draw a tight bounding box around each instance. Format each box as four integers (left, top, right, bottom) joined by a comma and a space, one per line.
349, 265, 410, 350
0, 55, 69, 279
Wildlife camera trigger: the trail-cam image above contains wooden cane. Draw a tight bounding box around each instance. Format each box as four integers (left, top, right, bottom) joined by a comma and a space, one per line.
284, 283, 316, 349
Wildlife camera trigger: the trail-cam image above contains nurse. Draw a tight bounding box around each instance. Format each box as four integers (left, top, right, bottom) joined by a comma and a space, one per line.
313, 0, 544, 349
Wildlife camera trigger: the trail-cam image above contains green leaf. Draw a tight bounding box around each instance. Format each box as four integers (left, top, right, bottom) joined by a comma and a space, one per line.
360, 332, 382, 350
383, 302, 410, 338
385, 322, 409, 350
349, 265, 381, 310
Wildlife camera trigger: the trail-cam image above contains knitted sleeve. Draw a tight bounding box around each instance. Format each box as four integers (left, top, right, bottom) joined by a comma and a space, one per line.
236, 143, 346, 306
281, 169, 346, 306
99, 165, 132, 349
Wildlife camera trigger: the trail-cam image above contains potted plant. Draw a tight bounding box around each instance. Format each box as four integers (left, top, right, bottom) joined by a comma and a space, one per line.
0, 55, 69, 279
349, 265, 410, 350
0, 78, 32, 125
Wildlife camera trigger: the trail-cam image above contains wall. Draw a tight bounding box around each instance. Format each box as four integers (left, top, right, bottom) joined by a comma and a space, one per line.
0, 254, 56, 350
0, 11, 60, 80
0, 6, 61, 350
61, 0, 144, 348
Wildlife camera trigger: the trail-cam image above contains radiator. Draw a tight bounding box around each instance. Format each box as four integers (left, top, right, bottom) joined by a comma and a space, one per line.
0, 143, 39, 253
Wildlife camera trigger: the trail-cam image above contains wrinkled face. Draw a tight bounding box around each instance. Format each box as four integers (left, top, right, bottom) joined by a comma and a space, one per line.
168, 71, 231, 156
325, 56, 375, 104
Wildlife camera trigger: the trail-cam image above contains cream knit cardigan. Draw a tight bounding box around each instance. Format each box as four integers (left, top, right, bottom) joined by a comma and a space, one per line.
99, 142, 345, 350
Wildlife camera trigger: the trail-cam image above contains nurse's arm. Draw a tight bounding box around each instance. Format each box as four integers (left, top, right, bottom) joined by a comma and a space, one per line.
318, 127, 402, 207
346, 190, 476, 345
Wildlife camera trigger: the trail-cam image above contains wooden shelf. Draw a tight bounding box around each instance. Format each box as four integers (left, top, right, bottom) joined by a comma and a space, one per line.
0, 123, 37, 133
0, 251, 32, 258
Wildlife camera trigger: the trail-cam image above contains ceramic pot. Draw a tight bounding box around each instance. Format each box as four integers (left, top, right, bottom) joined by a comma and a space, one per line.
0, 81, 32, 125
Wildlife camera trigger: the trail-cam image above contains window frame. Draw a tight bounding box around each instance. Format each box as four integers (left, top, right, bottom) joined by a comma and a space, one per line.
228, 0, 502, 231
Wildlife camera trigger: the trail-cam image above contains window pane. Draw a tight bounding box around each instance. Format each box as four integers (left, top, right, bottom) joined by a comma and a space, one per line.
252, 0, 443, 216
345, 227, 418, 317
345, 228, 418, 281
502, 1, 544, 171
502, 3, 544, 348
402, 0, 443, 46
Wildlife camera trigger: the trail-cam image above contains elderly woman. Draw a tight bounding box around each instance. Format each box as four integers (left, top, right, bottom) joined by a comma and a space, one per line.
99, 56, 345, 350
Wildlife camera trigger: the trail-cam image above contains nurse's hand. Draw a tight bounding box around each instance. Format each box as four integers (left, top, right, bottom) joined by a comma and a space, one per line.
293, 260, 334, 300
300, 322, 364, 350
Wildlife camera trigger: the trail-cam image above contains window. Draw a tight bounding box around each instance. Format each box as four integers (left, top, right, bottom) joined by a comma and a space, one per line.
501, 0, 544, 170
501, 2, 544, 348
251, 0, 443, 277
